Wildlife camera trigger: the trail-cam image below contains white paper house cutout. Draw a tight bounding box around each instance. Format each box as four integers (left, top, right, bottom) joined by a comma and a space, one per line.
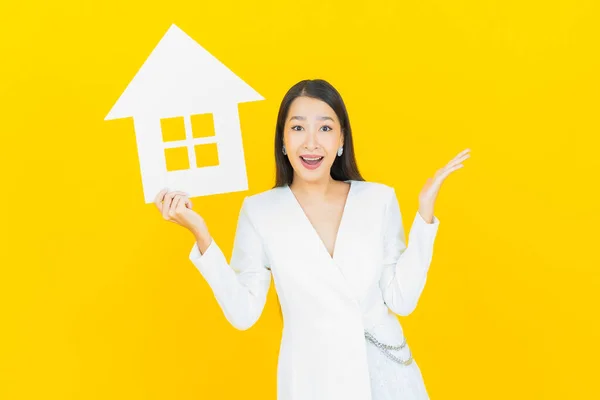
105, 24, 264, 203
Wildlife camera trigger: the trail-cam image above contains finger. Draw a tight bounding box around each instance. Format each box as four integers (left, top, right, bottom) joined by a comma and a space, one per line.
454, 148, 470, 160
444, 152, 470, 171
165, 191, 190, 215
154, 188, 168, 212
177, 196, 189, 213
439, 163, 464, 180
170, 195, 183, 219
449, 151, 470, 165
448, 148, 470, 165
185, 197, 192, 209
166, 191, 191, 208
166, 191, 188, 199
162, 192, 177, 220
167, 192, 191, 210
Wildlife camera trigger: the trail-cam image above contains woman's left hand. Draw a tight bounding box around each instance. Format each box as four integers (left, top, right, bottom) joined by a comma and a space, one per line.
417, 148, 471, 223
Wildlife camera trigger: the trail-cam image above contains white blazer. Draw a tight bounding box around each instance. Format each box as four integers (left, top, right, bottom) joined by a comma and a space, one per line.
189, 180, 440, 400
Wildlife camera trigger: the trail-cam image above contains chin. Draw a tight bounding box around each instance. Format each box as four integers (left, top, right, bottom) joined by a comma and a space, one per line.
299, 174, 327, 183
292, 163, 334, 183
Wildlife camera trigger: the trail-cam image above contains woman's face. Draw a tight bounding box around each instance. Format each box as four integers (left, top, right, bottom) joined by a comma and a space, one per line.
283, 96, 344, 184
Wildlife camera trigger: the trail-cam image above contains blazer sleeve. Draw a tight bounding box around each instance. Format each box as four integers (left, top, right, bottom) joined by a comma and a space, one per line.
379, 187, 440, 316
188, 197, 272, 331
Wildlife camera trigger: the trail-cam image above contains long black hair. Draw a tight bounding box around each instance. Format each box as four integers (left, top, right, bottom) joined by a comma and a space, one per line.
273, 79, 365, 188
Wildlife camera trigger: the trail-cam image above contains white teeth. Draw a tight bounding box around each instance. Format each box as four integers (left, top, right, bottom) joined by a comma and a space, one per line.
301, 157, 323, 161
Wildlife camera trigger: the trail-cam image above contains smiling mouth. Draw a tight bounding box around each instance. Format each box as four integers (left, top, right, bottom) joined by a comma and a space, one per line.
300, 156, 324, 165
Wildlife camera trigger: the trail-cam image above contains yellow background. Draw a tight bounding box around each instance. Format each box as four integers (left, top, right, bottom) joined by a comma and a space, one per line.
1, 0, 598, 398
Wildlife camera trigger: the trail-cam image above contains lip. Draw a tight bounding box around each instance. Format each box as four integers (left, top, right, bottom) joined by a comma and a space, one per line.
299, 155, 324, 170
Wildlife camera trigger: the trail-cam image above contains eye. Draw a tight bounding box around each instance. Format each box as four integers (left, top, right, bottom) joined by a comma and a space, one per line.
321, 126, 333, 132
291, 125, 303, 131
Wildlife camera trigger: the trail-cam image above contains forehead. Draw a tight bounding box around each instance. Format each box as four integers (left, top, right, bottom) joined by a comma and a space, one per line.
287, 96, 338, 122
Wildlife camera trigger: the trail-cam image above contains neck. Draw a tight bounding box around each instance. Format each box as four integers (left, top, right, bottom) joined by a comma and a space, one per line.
290, 176, 346, 198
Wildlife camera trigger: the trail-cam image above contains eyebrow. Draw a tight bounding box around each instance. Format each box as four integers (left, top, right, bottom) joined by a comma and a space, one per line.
288, 116, 335, 122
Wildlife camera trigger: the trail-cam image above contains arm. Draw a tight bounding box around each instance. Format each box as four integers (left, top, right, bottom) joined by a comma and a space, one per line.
379, 187, 440, 316
189, 197, 271, 331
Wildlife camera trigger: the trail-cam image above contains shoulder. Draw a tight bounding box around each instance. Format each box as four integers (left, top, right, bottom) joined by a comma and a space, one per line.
350, 180, 396, 202
351, 179, 393, 193
235, 186, 289, 238
240, 185, 288, 216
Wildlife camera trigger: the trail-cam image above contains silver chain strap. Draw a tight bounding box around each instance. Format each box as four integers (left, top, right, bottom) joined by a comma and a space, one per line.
364, 330, 413, 366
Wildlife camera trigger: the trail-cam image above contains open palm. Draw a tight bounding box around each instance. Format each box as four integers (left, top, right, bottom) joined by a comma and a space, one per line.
419, 148, 471, 210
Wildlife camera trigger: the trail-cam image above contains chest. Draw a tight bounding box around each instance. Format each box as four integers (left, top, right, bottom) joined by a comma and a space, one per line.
263, 188, 386, 292
300, 200, 346, 258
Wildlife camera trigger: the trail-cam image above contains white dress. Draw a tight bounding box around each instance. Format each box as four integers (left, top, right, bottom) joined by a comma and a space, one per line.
189, 180, 440, 399
365, 316, 431, 399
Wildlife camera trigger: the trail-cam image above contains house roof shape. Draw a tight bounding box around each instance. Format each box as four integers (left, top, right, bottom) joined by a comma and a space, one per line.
105, 23, 264, 121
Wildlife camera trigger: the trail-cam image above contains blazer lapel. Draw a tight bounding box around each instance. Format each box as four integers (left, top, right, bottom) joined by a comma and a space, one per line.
283, 181, 362, 304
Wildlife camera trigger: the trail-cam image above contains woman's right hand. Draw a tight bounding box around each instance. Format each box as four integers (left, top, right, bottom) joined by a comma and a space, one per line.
154, 188, 208, 237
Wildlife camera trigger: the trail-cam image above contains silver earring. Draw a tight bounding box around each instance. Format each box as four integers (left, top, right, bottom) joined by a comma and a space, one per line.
282, 145, 287, 155
337, 146, 344, 156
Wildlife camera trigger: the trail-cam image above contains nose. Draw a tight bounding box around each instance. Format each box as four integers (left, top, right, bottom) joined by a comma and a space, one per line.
303, 126, 319, 150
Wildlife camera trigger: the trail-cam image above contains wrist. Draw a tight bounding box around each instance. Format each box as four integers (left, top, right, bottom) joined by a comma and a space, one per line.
191, 225, 209, 240
192, 230, 212, 255
417, 208, 434, 224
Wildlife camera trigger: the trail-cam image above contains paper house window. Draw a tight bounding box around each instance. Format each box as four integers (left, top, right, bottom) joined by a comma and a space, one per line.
162, 114, 220, 171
